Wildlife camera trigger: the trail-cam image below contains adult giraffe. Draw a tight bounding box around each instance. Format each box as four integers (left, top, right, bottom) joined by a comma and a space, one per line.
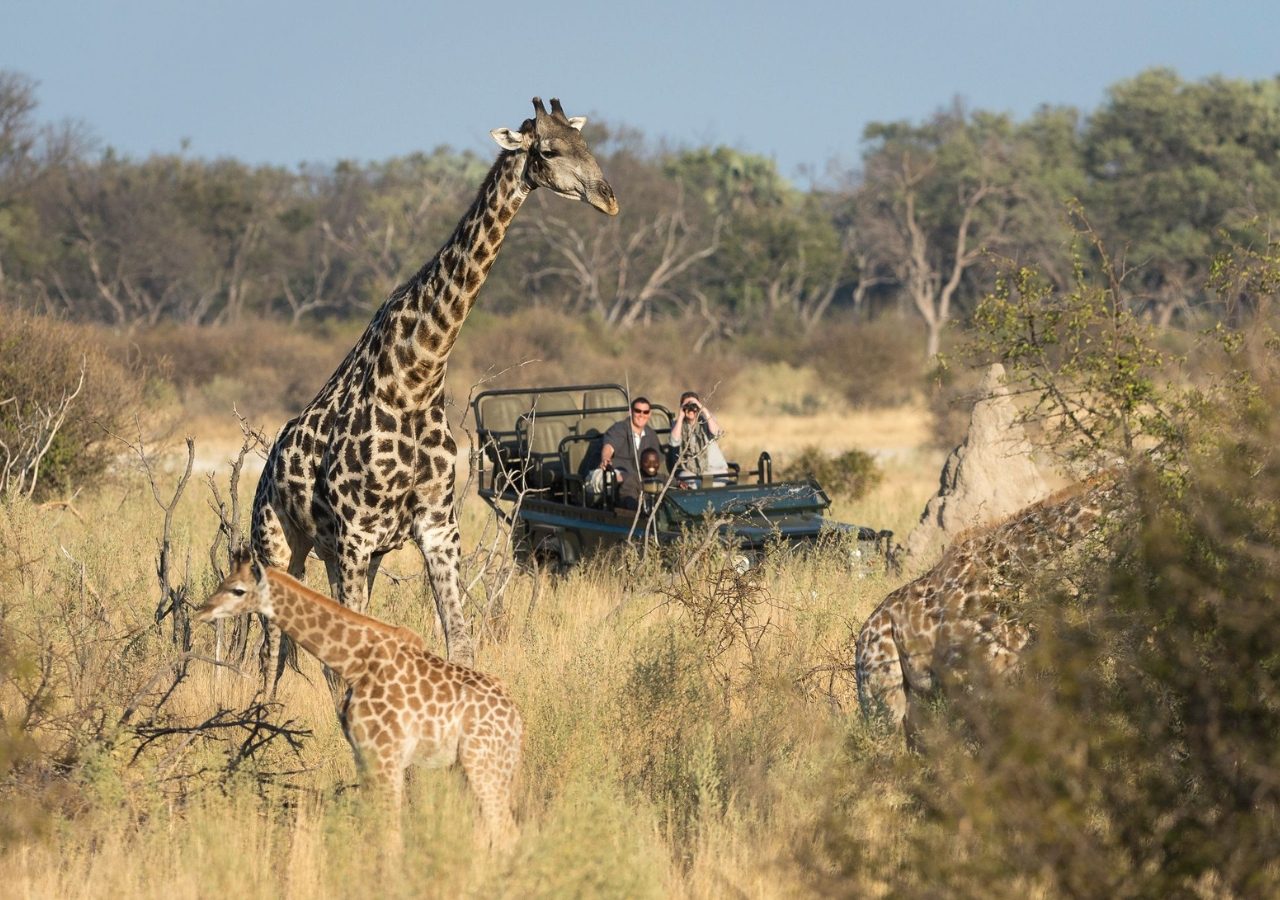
855, 473, 1123, 745
253, 98, 617, 677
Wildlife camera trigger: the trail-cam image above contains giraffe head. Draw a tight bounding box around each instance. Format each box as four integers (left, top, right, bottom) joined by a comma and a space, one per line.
197, 549, 272, 622
490, 97, 619, 216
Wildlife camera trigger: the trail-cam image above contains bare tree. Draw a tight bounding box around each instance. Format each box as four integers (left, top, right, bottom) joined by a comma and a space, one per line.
853, 105, 1037, 359
526, 186, 721, 327
866, 144, 1002, 358
277, 220, 360, 323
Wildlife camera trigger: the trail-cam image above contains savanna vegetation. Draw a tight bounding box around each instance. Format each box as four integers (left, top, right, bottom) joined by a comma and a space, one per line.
3, 64, 1280, 896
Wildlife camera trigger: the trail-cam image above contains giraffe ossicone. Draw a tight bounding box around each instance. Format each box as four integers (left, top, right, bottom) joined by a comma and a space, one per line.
198, 551, 523, 848
250, 98, 618, 689
854, 473, 1123, 744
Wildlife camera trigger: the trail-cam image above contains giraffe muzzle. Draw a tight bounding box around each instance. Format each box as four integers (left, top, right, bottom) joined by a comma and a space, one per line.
588, 182, 619, 216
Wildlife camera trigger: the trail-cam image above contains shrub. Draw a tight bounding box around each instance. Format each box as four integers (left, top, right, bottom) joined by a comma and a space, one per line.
453, 308, 744, 412
806, 315, 927, 409
0, 308, 145, 500
808, 239, 1280, 897
777, 445, 882, 500
115, 318, 347, 419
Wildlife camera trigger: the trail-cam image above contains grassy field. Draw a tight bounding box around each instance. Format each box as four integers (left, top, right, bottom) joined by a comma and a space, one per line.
0, 374, 941, 898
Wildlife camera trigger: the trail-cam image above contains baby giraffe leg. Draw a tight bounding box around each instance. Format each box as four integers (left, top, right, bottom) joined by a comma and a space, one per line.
458, 726, 521, 850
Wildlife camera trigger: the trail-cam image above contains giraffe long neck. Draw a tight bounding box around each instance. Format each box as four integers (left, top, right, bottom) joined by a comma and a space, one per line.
373, 149, 530, 407
997, 479, 1114, 557
264, 570, 398, 682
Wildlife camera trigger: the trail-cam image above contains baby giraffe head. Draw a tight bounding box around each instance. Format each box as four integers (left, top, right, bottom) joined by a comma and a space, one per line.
197, 549, 271, 623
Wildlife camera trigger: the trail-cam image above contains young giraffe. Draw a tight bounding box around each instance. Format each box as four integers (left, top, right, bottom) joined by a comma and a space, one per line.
198, 552, 523, 847
855, 473, 1122, 743
252, 98, 618, 680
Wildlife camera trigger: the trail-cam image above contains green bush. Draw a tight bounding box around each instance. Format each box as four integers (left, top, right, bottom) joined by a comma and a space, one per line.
809, 242, 1280, 897
777, 445, 882, 500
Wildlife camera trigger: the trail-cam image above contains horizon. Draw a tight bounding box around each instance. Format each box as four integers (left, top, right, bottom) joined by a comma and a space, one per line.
5, 1, 1279, 185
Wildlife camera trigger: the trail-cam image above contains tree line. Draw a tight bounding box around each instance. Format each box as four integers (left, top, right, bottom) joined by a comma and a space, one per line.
2, 67, 1279, 354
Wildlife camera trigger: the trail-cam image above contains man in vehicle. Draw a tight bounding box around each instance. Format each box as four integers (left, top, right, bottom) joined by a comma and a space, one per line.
599, 396, 663, 508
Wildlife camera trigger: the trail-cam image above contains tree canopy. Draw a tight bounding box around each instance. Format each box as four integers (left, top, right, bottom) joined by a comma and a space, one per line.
3, 67, 1279, 356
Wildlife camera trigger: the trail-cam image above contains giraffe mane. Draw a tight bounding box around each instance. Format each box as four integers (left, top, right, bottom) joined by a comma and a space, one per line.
263, 567, 427, 647
945, 469, 1121, 548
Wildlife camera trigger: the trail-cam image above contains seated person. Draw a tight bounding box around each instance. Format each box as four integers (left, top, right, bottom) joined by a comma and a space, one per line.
598, 396, 662, 506
632, 448, 670, 509
669, 391, 730, 486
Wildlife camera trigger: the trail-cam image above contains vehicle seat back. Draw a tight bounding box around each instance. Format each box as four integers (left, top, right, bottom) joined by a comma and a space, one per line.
517, 414, 574, 490
582, 387, 626, 410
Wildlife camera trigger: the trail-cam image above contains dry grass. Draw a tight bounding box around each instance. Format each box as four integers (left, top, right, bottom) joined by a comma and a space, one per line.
0, 364, 940, 898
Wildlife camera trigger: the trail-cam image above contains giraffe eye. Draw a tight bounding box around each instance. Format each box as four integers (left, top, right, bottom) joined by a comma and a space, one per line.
538, 144, 559, 159
231, 587, 247, 597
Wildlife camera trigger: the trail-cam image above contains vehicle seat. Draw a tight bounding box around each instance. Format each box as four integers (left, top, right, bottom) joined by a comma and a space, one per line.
517, 414, 573, 491
649, 405, 673, 435
582, 387, 625, 410
476, 395, 527, 472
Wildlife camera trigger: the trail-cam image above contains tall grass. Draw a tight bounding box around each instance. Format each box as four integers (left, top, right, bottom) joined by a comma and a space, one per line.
0, 436, 911, 897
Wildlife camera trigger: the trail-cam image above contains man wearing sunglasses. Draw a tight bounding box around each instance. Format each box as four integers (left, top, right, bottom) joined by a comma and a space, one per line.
599, 396, 663, 510
670, 390, 729, 486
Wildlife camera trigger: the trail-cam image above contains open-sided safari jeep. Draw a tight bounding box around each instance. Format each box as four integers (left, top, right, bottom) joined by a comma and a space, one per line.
471, 383, 894, 572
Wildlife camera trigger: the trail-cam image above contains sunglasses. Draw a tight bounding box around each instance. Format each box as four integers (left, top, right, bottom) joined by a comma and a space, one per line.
632, 407, 651, 415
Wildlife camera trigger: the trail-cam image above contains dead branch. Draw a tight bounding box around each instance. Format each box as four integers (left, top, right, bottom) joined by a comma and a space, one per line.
0, 355, 86, 499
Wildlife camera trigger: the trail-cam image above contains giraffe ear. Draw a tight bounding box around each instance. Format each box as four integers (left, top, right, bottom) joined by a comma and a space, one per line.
490, 128, 525, 151
567, 116, 586, 132
251, 558, 266, 584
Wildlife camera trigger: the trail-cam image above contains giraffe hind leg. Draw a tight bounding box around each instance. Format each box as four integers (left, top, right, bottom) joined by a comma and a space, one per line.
458, 726, 521, 850
415, 518, 476, 667
855, 620, 908, 736
315, 549, 377, 708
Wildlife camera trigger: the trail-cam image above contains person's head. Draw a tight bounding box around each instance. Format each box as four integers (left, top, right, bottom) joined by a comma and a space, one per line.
640, 447, 661, 477
680, 391, 702, 419
630, 396, 652, 429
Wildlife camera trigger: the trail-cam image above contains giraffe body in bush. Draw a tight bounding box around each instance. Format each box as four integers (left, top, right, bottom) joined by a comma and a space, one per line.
199, 553, 523, 847
252, 98, 617, 677
855, 474, 1120, 742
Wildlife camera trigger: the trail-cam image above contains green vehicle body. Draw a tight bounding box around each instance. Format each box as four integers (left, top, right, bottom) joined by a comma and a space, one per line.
471, 383, 892, 570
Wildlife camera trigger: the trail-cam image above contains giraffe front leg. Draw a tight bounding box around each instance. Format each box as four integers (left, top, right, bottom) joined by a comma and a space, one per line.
316, 547, 376, 706
358, 742, 407, 856
414, 517, 475, 667
251, 488, 312, 697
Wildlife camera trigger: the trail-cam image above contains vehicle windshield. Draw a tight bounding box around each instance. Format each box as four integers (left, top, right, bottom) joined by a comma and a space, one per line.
662, 481, 831, 519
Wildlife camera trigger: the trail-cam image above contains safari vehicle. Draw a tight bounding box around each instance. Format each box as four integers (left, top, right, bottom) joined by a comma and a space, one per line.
471, 382, 894, 571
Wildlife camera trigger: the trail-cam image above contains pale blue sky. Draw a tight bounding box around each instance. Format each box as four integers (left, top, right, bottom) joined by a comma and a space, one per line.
4, 1, 1277, 184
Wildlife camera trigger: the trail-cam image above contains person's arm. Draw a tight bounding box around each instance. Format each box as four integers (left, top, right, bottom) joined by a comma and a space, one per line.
702, 406, 723, 437
599, 422, 624, 480
670, 413, 684, 445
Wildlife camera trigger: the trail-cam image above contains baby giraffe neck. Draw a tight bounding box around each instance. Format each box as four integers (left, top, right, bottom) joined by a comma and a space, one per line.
264, 569, 393, 682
